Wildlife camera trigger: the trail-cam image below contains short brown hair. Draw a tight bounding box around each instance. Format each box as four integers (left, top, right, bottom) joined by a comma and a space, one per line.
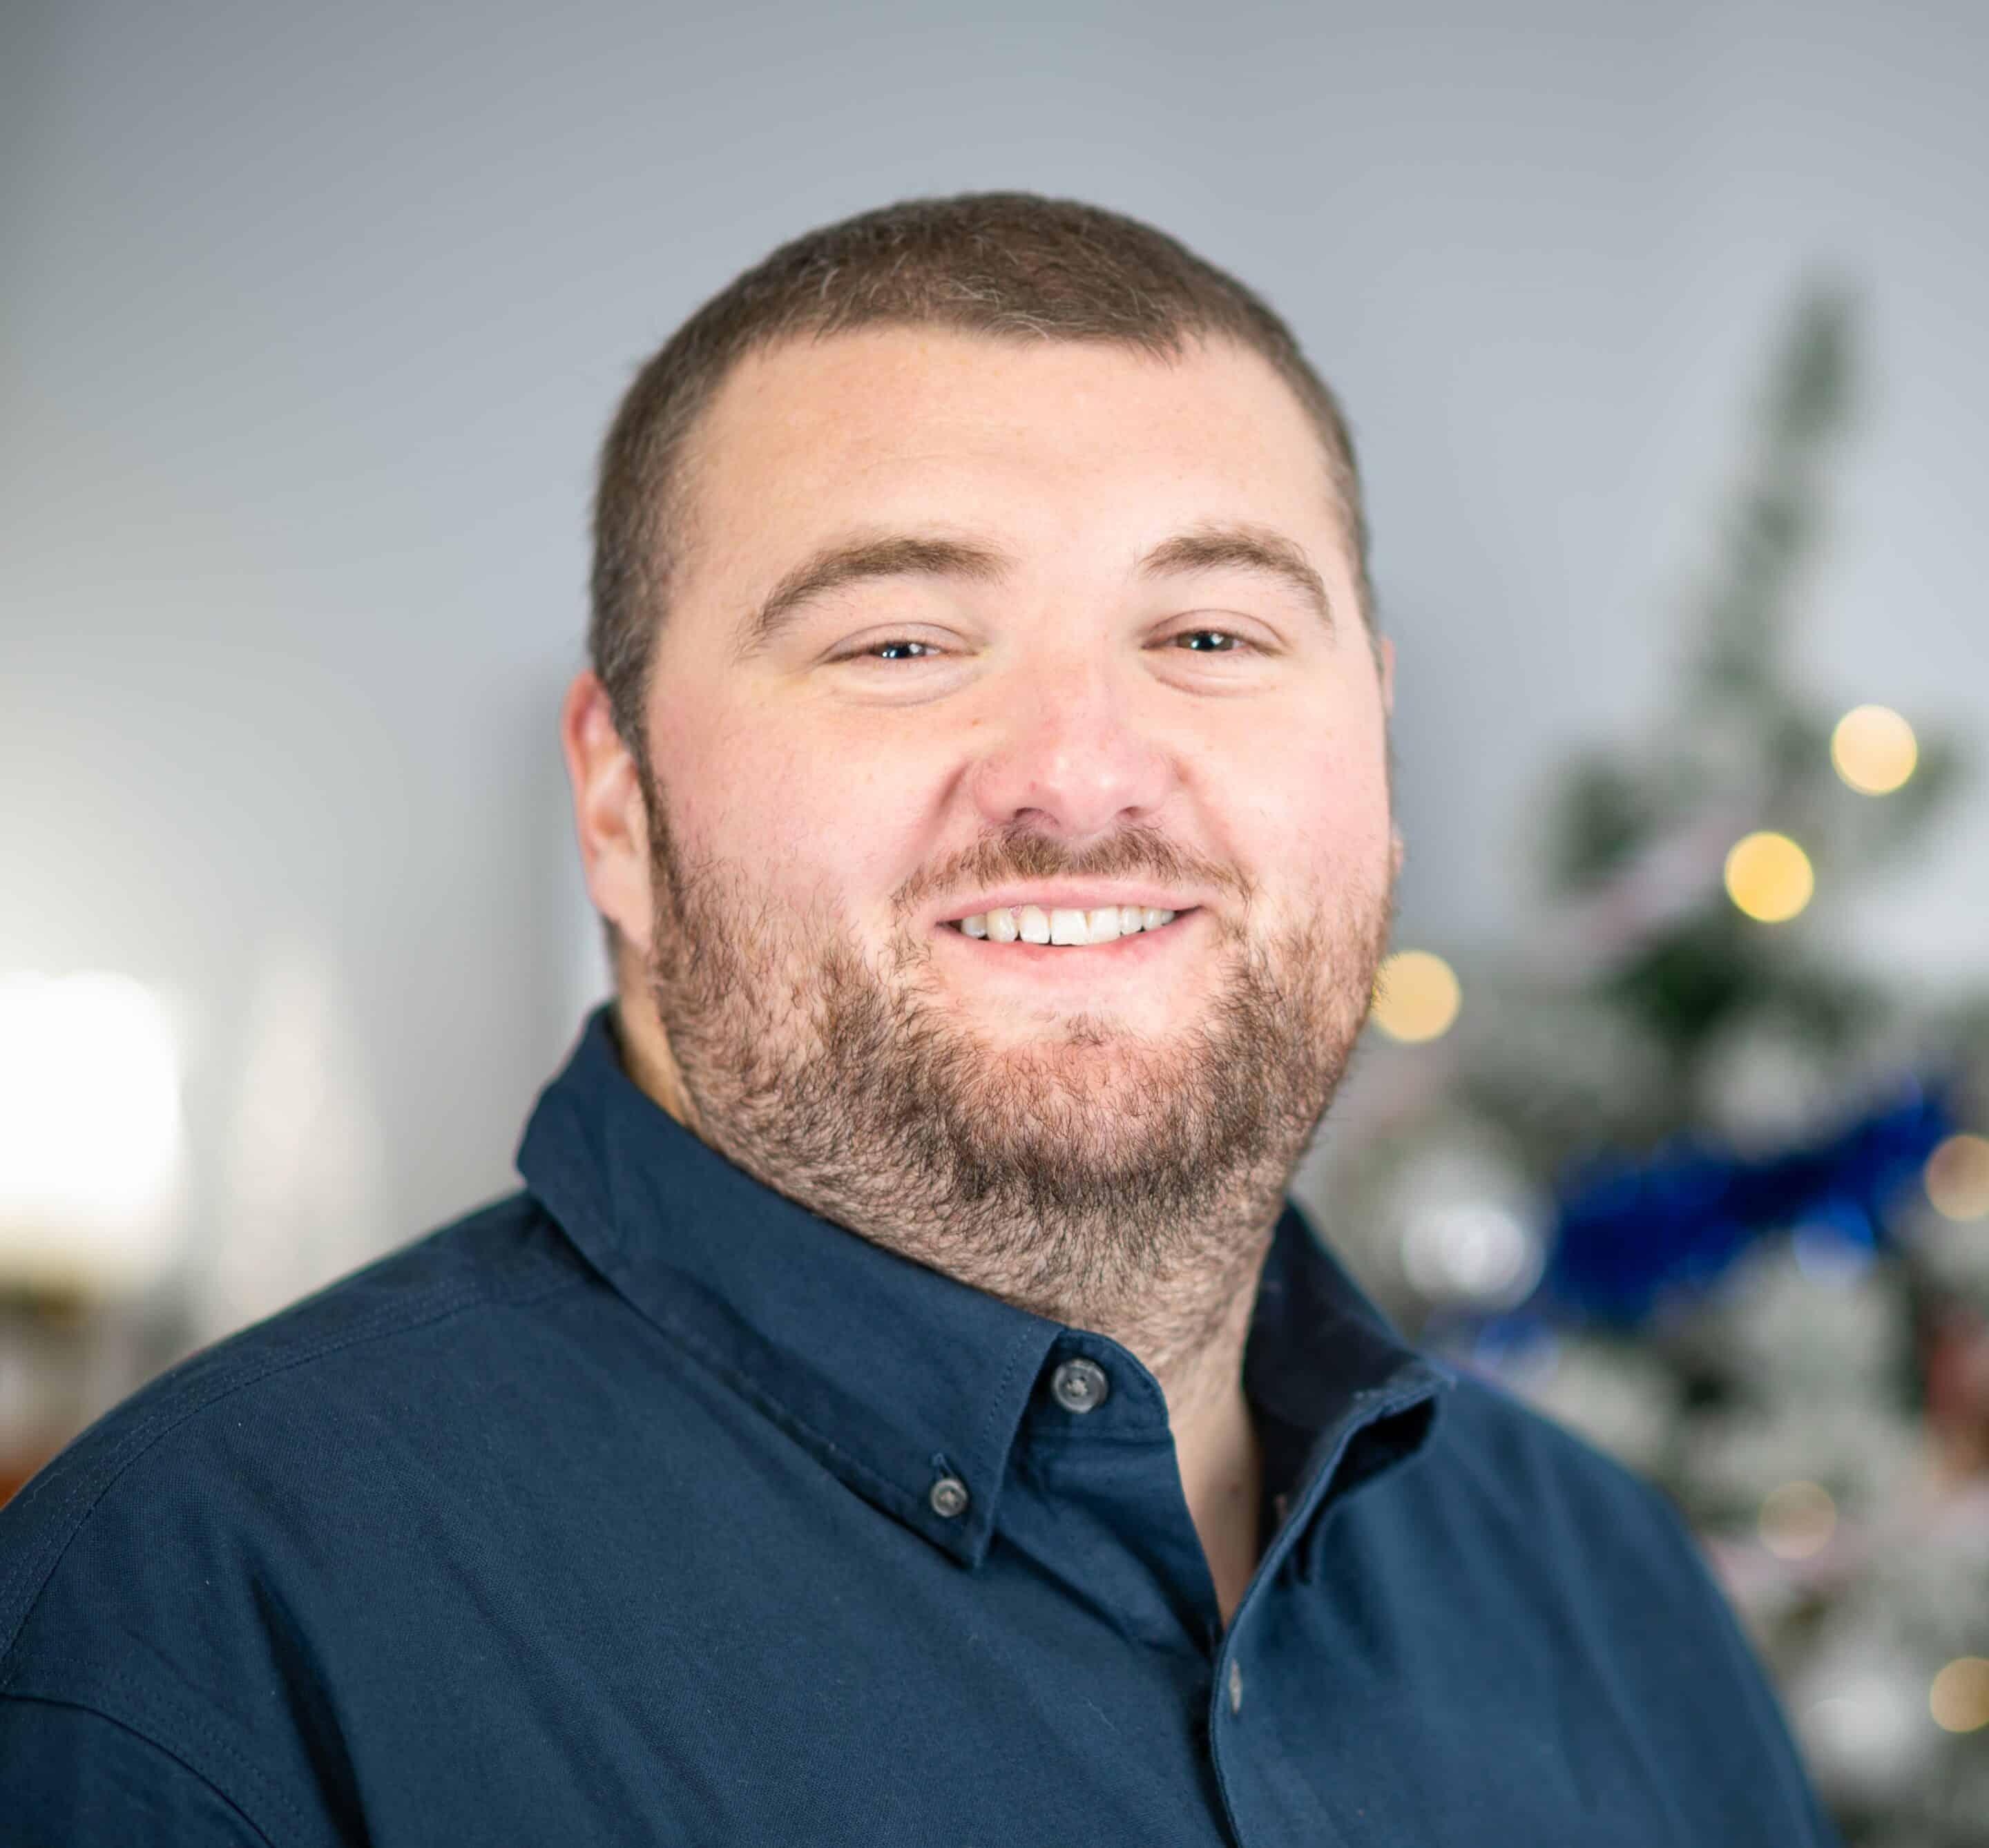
588, 189, 1378, 762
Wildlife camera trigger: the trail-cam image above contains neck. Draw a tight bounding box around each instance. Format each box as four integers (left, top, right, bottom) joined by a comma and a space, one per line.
1157, 1273, 1267, 1631
613, 991, 702, 1134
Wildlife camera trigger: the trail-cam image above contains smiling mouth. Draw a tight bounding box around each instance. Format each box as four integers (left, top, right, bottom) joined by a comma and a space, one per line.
944, 904, 1195, 947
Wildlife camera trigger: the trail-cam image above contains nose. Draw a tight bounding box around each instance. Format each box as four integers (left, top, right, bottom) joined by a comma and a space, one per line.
961, 648, 1175, 841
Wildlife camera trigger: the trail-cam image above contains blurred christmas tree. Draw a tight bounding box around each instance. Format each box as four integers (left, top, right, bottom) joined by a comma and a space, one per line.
1308, 278, 1989, 1846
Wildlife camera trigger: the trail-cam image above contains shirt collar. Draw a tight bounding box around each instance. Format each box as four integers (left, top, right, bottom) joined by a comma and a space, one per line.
517, 1003, 1453, 1570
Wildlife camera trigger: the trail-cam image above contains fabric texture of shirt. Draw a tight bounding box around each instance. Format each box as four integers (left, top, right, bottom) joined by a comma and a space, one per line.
0, 1004, 1843, 1845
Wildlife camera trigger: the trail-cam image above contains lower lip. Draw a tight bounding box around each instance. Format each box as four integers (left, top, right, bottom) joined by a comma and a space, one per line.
933, 908, 1202, 976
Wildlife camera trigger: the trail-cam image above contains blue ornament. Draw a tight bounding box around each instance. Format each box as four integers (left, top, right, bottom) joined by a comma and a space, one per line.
1528, 1075, 1957, 1329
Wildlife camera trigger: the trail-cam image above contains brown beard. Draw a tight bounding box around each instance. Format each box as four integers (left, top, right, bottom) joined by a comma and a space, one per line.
635, 764, 1397, 1367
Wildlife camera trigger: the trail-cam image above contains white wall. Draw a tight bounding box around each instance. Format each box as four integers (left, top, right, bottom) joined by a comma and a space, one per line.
5, 0, 1984, 1325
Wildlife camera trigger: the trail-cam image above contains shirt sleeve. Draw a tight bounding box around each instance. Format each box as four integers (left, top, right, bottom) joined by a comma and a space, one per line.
0, 1693, 277, 1847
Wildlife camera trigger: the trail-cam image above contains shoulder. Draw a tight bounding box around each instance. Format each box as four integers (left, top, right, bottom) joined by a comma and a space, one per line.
1390, 1367, 1839, 1840
1412, 1364, 1747, 1619
0, 1186, 775, 1845
1369, 1365, 1773, 1692
1424, 1364, 1687, 1535
0, 1189, 593, 1679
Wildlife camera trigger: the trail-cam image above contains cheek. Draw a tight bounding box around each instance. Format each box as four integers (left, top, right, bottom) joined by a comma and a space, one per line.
1229, 725, 1392, 901
657, 700, 914, 913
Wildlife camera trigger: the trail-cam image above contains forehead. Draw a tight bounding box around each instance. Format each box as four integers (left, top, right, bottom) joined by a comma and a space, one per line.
680, 327, 1343, 557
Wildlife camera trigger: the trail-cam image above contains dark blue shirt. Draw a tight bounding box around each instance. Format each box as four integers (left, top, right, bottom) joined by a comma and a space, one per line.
0, 1005, 1841, 1845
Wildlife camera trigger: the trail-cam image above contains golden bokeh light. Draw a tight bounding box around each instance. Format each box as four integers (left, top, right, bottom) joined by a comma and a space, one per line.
1758, 1480, 1836, 1561
1724, 831, 1814, 923
1371, 950, 1461, 1043
1831, 704, 1919, 795
1930, 1657, 1989, 1734
1924, 1133, 1989, 1222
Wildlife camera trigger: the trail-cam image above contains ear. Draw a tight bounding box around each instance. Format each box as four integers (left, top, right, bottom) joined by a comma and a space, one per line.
561, 671, 653, 959
1378, 637, 1403, 881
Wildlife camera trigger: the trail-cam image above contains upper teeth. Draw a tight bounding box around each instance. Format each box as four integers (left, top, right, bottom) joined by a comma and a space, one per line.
956, 905, 1178, 945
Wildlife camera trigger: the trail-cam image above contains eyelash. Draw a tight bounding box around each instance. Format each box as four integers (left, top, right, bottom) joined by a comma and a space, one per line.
834, 629, 1263, 665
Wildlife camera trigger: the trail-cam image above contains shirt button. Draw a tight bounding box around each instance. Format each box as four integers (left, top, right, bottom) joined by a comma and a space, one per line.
1050, 1357, 1111, 1414
1227, 1659, 1245, 1714
929, 1474, 970, 1519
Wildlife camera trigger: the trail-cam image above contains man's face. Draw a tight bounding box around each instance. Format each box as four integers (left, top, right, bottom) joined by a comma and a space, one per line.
600, 327, 1399, 1331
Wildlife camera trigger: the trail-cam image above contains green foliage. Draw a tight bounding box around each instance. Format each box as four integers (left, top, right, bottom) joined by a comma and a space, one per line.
1689, 282, 1856, 712
1546, 754, 1654, 893
1602, 908, 1765, 1060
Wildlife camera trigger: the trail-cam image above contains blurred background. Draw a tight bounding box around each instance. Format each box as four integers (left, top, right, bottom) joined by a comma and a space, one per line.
3, 1, 1986, 1838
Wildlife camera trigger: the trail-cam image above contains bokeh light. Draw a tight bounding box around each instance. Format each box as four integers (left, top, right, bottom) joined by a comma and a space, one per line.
1802, 1670, 1930, 1789
0, 972, 188, 1296
1724, 831, 1815, 923
1372, 950, 1461, 1043
1831, 704, 1918, 795
1401, 1201, 1544, 1309
1929, 1657, 1989, 1734
1923, 1133, 1989, 1222
1759, 1480, 1836, 1560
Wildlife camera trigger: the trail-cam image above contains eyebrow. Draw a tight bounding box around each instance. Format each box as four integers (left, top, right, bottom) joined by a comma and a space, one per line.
729, 519, 1336, 664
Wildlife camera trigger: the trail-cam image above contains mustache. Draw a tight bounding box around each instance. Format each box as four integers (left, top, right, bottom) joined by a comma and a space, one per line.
900, 824, 1251, 919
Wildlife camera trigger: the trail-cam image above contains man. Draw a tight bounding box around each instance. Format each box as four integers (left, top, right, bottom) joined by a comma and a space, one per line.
0, 192, 1841, 1844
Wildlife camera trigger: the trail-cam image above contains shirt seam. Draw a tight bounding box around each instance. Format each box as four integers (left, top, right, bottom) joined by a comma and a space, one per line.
530, 1132, 961, 1544
535, 1086, 1047, 1557
586, 1250, 939, 1541
1, 1686, 291, 1848
969, 1321, 1057, 1482
0, 1262, 588, 1682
